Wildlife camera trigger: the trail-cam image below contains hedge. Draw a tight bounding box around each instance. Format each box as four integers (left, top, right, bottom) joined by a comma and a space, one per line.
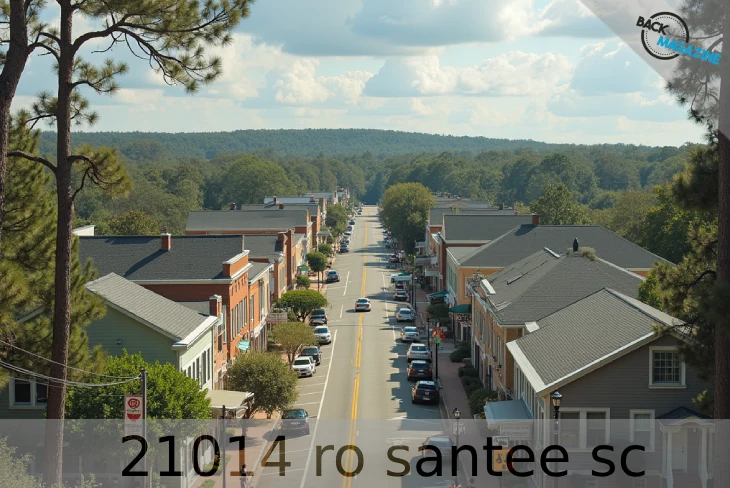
458, 366, 478, 378
468, 388, 498, 417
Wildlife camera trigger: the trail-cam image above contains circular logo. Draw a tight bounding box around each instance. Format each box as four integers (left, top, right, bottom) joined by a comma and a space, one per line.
127, 398, 141, 409
641, 12, 689, 60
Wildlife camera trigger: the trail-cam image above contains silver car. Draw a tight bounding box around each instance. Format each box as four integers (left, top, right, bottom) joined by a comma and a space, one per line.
401, 326, 420, 342
313, 326, 332, 344
292, 357, 315, 377
407, 343, 431, 362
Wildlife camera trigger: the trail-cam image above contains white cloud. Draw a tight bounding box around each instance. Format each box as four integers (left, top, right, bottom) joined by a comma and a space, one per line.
569, 42, 658, 95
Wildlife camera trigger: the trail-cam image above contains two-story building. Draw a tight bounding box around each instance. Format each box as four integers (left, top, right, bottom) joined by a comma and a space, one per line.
240, 234, 288, 302
258, 196, 329, 244
468, 248, 644, 400
78, 234, 268, 389
499, 288, 710, 488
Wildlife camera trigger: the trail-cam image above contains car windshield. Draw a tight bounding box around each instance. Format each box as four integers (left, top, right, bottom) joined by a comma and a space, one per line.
427, 437, 451, 448
293, 359, 310, 366
301, 348, 318, 355
411, 363, 429, 370
311, 312, 326, 317
357, 299, 368, 304
404, 327, 417, 333
314, 327, 328, 334
283, 410, 306, 419
328, 271, 337, 275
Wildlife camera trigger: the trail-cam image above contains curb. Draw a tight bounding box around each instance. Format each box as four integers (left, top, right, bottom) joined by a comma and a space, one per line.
440, 383, 473, 487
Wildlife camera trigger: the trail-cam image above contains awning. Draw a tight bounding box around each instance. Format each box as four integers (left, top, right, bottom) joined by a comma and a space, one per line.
297, 265, 309, 272
449, 304, 472, 314
317, 230, 332, 236
209, 390, 254, 416
428, 290, 449, 298
484, 400, 533, 428
237, 341, 251, 352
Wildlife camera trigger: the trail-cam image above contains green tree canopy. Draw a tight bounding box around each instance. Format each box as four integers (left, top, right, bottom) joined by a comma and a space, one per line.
96, 209, 160, 235
529, 183, 590, 225
276, 290, 328, 322
226, 351, 298, 418
270, 322, 317, 365
318, 243, 333, 257
325, 203, 348, 237
306, 251, 327, 290
380, 182, 432, 254
295, 274, 311, 290
218, 156, 298, 206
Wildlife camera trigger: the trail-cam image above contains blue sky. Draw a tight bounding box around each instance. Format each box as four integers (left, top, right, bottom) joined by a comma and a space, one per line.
13, 0, 707, 145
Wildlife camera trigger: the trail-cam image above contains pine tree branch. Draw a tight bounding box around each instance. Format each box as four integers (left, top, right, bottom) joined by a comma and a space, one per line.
7, 150, 56, 173
678, 269, 717, 290
71, 166, 92, 202
29, 41, 60, 62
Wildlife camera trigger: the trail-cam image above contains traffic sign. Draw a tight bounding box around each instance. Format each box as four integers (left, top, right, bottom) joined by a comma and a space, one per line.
124, 395, 144, 437
492, 436, 509, 472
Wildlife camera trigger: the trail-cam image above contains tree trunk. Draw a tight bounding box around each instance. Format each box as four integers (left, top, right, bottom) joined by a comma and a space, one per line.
43, 3, 74, 487
714, 10, 730, 488
0, 0, 31, 254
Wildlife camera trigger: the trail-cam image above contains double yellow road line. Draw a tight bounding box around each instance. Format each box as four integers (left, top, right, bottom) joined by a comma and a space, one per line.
342, 218, 367, 488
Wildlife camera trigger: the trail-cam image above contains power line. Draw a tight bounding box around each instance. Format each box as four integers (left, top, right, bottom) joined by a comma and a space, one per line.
0, 339, 139, 380
0, 360, 140, 388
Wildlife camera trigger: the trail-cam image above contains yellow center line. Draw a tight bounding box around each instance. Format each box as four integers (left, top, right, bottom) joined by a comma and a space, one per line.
343, 217, 368, 488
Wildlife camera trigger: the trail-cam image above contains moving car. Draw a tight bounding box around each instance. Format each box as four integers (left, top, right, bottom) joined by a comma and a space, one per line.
389, 255, 399, 263
326, 270, 340, 283
412, 381, 441, 405
355, 298, 371, 312
400, 326, 420, 342
280, 408, 310, 435
395, 308, 416, 322
292, 357, 316, 377
407, 360, 433, 381
314, 326, 332, 344
407, 343, 431, 362
421, 435, 453, 459
300, 346, 322, 365
393, 289, 409, 302
309, 308, 328, 325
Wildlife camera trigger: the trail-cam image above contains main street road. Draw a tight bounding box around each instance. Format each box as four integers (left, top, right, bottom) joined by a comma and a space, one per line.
253, 206, 453, 488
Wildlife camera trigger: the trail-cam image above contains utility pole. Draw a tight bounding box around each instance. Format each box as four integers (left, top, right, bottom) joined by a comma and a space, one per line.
141, 368, 150, 488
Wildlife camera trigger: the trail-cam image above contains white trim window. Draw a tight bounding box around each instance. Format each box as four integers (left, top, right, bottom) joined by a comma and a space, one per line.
630, 410, 655, 451
8, 377, 48, 408
649, 346, 686, 387
559, 409, 610, 450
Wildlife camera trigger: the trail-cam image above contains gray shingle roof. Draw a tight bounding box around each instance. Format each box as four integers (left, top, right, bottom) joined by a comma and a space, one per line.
79, 235, 243, 280
429, 207, 517, 226
264, 197, 321, 205
442, 215, 535, 241
447, 246, 481, 261
432, 198, 491, 207
509, 288, 683, 389
186, 209, 309, 232
243, 234, 284, 259
86, 273, 214, 341
459, 225, 672, 268
248, 262, 271, 281
482, 250, 644, 324
178, 301, 211, 316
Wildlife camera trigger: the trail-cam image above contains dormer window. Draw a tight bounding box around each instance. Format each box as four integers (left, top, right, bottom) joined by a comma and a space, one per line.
649, 347, 685, 388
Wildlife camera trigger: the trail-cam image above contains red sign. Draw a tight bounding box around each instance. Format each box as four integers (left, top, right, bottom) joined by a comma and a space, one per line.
432, 327, 444, 339
124, 395, 144, 436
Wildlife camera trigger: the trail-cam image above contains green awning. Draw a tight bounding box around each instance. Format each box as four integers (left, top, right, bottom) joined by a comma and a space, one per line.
237, 341, 251, 352
297, 265, 309, 272
429, 290, 449, 298
449, 304, 472, 314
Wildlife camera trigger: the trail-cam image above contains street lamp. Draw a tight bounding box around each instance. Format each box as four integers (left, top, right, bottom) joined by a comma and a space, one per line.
453, 408, 461, 453
551, 391, 562, 488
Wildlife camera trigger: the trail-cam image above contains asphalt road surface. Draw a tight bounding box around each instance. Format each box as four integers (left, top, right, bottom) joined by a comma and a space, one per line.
254, 206, 454, 488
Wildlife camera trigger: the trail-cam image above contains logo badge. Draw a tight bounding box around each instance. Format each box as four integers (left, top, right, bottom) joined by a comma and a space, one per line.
637, 12, 689, 60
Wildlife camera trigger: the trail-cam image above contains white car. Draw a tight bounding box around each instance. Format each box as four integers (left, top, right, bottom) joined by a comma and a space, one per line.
292, 357, 316, 377
313, 326, 332, 344
355, 298, 371, 311
407, 343, 431, 362
401, 326, 420, 342
395, 308, 416, 322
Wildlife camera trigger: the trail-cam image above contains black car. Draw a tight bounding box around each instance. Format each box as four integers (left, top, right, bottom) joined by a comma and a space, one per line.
407, 360, 433, 381
341, 245, 350, 252
300, 346, 322, 365
412, 380, 440, 404
280, 409, 310, 435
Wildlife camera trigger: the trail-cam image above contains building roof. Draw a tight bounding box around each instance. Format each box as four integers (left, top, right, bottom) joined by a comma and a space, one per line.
243, 202, 319, 212
263, 197, 321, 205
294, 233, 306, 245
243, 234, 284, 259
429, 207, 516, 226
458, 224, 672, 269
79, 235, 245, 281
86, 273, 216, 343
431, 197, 492, 208
447, 246, 481, 261
265, 192, 335, 203
178, 301, 211, 315
187, 209, 309, 232
248, 262, 271, 282
442, 214, 535, 242
507, 288, 685, 394
657, 406, 710, 420
479, 249, 644, 325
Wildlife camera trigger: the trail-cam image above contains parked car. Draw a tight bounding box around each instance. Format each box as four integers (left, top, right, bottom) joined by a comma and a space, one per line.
407, 360, 433, 381
347, 225, 354, 232
395, 308, 416, 322
355, 298, 371, 311
395, 281, 406, 290
421, 435, 452, 458
279, 408, 310, 435
341, 244, 350, 252
412, 381, 440, 404
389, 256, 399, 264
309, 308, 328, 325
300, 346, 322, 365
407, 343, 431, 362
349, 219, 356, 225
313, 326, 332, 344
393, 289, 409, 302
292, 357, 316, 377
400, 326, 420, 342
326, 270, 340, 283
344, 231, 352, 237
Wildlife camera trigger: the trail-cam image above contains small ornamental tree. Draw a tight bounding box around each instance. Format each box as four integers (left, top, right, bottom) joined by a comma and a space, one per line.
276, 290, 328, 322
270, 322, 317, 365
306, 251, 327, 290
318, 243, 333, 257
226, 351, 298, 419
295, 274, 311, 290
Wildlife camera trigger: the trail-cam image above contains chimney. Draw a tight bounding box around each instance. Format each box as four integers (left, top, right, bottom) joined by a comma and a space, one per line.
532, 214, 539, 226
278, 231, 286, 246
161, 233, 171, 251
310, 195, 316, 203
279, 203, 285, 209
209, 295, 222, 317
229, 202, 236, 211
273, 196, 277, 205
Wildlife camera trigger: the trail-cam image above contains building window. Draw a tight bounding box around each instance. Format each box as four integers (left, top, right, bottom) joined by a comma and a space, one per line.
586, 411, 607, 448
196, 358, 201, 385
630, 410, 655, 451
250, 295, 255, 322
650, 347, 685, 387
559, 409, 610, 449
222, 306, 228, 344
9, 377, 48, 408
560, 412, 580, 449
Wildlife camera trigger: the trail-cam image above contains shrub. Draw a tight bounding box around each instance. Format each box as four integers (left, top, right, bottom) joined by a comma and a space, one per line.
296, 274, 311, 289
450, 349, 468, 362
461, 376, 482, 397
458, 366, 478, 378
468, 388, 498, 417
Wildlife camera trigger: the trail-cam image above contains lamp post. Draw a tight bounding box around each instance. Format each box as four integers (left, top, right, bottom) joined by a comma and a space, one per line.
453, 408, 461, 452
551, 391, 562, 488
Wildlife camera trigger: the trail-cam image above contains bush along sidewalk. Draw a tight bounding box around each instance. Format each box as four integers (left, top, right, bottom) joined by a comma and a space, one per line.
450, 340, 471, 362
458, 364, 497, 418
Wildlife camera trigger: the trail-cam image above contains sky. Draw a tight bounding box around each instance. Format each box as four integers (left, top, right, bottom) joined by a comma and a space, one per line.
12, 0, 709, 146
